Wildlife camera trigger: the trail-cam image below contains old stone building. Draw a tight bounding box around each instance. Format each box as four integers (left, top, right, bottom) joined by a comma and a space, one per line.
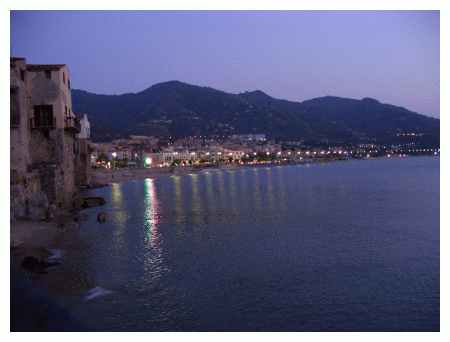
10, 57, 85, 220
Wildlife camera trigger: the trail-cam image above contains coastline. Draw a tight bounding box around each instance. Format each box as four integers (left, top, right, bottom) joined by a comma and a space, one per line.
90, 157, 349, 186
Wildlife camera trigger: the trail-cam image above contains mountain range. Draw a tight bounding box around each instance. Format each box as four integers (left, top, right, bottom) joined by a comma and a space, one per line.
71, 80, 439, 146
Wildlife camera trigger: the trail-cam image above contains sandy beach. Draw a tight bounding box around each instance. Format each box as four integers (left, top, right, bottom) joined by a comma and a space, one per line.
90, 159, 343, 186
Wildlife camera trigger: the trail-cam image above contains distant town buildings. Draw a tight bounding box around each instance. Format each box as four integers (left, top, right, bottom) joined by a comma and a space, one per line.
88, 131, 440, 170
230, 134, 266, 142
10, 57, 91, 220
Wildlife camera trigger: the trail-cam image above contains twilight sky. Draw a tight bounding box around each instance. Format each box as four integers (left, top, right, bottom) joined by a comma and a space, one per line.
11, 11, 440, 117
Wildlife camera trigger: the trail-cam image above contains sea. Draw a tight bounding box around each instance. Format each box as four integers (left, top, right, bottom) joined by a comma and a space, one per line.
11, 156, 440, 331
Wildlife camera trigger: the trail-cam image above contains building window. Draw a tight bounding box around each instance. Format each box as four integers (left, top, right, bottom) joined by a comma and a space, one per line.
33, 105, 54, 128
63, 72, 66, 84
10, 88, 20, 127
68, 79, 71, 89
45, 70, 51, 79
20, 69, 25, 82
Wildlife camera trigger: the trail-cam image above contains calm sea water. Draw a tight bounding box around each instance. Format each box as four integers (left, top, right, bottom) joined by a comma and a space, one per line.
44, 157, 440, 331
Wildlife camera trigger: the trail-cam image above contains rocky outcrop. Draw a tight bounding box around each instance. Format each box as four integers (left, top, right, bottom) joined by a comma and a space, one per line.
81, 197, 106, 208
97, 212, 107, 223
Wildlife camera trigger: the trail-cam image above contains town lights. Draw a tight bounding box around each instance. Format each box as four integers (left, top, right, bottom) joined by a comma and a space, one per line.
112, 152, 117, 158
266, 152, 270, 156
145, 157, 152, 166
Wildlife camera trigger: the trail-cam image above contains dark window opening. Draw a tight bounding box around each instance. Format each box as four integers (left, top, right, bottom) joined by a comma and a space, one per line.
68, 79, 71, 89
33, 105, 54, 128
20, 70, 25, 82
45, 70, 51, 79
63, 72, 66, 84
10, 88, 20, 127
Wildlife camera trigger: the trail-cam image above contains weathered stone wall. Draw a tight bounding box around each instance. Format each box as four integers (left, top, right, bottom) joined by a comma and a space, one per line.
61, 131, 77, 206
26, 66, 78, 210
10, 59, 31, 177
10, 58, 50, 221
75, 139, 91, 186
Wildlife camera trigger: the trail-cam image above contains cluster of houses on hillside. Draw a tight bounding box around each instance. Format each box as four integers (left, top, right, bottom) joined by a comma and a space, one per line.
10, 57, 91, 221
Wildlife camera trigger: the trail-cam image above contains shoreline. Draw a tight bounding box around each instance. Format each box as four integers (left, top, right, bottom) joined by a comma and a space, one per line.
91, 157, 349, 186
90, 154, 439, 186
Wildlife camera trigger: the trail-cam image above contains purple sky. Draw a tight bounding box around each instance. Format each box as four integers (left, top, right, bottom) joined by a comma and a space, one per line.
11, 11, 440, 117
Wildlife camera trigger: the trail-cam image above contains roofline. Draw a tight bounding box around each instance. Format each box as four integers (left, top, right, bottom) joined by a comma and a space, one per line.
26, 64, 67, 71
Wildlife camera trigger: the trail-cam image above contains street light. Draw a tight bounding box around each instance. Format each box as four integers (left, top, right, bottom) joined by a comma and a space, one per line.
145, 157, 152, 167
111, 152, 117, 169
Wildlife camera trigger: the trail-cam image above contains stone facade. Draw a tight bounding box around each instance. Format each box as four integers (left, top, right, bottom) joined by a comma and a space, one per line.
10, 57, 87, 220
10, 58, 48, 220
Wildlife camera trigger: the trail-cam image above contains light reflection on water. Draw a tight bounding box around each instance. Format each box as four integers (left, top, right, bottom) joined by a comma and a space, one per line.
144, 178, 159, 248
188, 173, 202, 227
172, 175, 183, 226
252, 168, 262, 214
265, 167, 275, 215
216, 170, 226, 207
110, 183, 127, 248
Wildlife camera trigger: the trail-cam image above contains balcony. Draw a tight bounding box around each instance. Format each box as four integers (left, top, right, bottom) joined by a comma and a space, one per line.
64, 116, 81, 134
